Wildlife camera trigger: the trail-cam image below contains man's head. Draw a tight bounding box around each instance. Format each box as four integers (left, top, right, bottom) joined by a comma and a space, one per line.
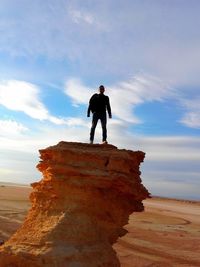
99, 85, 105, 94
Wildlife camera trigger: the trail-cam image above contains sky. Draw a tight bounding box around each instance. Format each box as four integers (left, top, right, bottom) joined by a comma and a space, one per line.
0, 0, 200, 200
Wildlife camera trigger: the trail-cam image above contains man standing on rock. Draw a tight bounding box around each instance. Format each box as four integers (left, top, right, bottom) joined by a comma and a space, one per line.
87, 85, 112, 144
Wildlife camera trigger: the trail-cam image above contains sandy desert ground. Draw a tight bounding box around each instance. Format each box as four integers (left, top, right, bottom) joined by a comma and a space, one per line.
0, 184, 199, 267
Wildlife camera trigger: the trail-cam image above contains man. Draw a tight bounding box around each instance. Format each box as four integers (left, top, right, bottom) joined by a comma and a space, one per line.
87, 85, 112, 144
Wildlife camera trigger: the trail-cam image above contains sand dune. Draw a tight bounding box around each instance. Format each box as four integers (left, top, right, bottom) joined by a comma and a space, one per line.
0, 185, 200, 266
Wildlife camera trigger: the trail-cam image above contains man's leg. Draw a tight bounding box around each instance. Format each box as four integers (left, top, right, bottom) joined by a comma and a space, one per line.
90, 112, 98, 143
100, 113, 107, 142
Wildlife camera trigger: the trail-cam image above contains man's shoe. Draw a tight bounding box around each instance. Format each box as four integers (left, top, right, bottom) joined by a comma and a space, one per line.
102, 141, 108, 144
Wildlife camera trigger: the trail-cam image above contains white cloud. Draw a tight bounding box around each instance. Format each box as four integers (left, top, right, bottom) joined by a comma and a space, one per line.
0, 79, 99, 128
0, 80, 49, 120
0, 119, 28, 136
180, 98, 200, 128
109, 74, 175, 123
135, 136, 200, 161
0, 80, 72, 125
65, 117, 90, 127
65, 78, 93, 106
69, 8, 94, 25
65, 74, 175, 123
65, 75, 200, 131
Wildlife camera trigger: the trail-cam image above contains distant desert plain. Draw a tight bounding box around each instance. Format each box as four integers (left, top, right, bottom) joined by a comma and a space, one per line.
0, 183, 199, 267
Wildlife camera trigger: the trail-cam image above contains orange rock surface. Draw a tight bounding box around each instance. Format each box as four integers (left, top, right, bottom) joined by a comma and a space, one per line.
0, 141, 149, 267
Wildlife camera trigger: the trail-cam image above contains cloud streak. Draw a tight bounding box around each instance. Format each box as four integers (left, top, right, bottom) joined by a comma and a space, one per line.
0, 80, 70, 125
65, 74, 175, 123
0, 119, 28, 136
65, 75, 200, 131
0, 80, 49, 120
180, 97, 200, 128
68, 7, 95, 25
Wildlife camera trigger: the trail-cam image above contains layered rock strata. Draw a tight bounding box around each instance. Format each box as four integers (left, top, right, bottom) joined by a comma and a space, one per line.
0, 141, 150, 267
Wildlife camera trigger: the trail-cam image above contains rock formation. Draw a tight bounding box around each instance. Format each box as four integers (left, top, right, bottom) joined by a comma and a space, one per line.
0, 141, 150, 267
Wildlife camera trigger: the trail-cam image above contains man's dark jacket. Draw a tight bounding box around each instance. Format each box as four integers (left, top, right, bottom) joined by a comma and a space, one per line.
87, 93, 112, 117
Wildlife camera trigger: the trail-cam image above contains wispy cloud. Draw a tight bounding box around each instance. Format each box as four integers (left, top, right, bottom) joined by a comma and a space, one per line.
69, 8, 94, 25
109, 74, 175, 123
65, 78, 93, 106
65, 74, 175, 123
65, 75, 200, 131
0, 80, 49, 120
135, 136, 200, 161
0, 80, 68, 125
0, 119, 28, 136
180, 98, 200, 128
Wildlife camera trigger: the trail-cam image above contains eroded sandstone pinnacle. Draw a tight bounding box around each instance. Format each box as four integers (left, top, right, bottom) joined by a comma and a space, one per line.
0, 141, 150, 267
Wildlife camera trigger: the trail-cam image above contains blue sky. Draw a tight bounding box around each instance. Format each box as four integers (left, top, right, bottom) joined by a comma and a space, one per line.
0, 0, 200, 200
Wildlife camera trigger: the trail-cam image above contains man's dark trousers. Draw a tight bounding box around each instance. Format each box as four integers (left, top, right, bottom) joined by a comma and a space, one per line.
90, 112, 107, 142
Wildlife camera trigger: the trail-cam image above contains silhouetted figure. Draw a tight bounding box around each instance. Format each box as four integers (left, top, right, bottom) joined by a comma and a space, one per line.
87, 85, 112, 144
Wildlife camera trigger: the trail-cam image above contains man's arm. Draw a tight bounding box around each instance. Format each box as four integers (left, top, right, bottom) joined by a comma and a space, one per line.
106, 96, 112, 118
87, 94, 96, 117
87, 102, 91, 117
